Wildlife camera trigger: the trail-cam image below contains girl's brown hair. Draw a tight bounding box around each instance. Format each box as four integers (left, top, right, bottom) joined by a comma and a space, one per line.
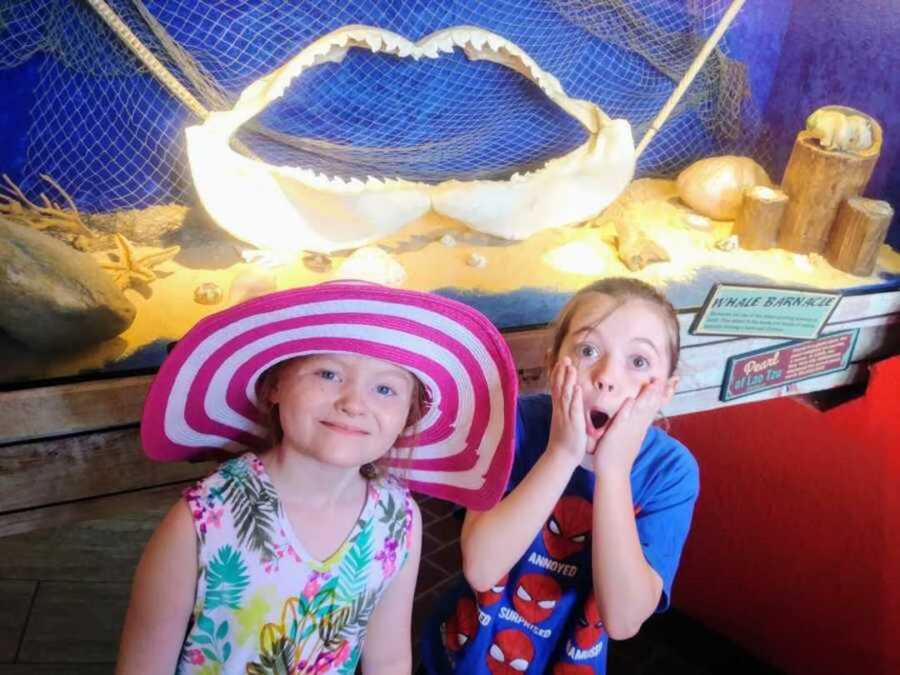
547, 278, 681, 376
255, 358, 429, 481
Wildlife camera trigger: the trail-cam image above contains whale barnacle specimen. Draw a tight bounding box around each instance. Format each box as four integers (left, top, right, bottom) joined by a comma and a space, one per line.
186, 25, 636, 254
805, 108, 874, 153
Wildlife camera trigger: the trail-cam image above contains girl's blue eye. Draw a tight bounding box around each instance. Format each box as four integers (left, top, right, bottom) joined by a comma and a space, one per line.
375, 384, 396, 397
318, 369, 338, 381
578, 344, 598, 358
632, 356, 649, 369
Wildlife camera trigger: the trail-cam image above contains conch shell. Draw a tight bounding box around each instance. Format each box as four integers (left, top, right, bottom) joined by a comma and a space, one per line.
186, 25, 635, 253
676, 155, 771, 221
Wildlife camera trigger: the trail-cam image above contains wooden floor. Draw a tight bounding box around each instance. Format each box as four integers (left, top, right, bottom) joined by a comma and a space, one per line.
0, 493, 782, 674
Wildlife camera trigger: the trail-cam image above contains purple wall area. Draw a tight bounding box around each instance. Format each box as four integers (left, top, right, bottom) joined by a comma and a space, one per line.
760, 0, 900, 246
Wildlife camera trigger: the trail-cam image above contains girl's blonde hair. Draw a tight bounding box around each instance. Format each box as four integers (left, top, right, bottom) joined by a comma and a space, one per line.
547, 278, 681, 376
255, 357, 429, 480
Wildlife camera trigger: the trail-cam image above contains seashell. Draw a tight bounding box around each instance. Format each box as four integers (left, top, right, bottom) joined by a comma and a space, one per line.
193, 282, 223, 305
337, 246, 407, 286
715, 235, 739, 252
467, 253, 487, 268
302, 252, 332, 273
676, 156, 771, 221
683, 213, 713, 231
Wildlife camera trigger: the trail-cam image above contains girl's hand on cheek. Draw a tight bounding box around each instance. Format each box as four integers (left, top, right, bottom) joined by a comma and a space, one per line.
548, 358, 589, 468
593, 378, 666, 475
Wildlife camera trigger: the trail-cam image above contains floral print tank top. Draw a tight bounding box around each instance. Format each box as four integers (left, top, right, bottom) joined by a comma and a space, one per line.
177, 453, 413, 675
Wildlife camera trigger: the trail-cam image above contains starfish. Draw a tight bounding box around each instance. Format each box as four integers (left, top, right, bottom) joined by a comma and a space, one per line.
100, 233, 180, 290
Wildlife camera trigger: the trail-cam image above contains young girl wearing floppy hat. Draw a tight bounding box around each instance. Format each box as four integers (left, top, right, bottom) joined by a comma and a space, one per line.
421, 278, 699, 674
116, 281, 518, 675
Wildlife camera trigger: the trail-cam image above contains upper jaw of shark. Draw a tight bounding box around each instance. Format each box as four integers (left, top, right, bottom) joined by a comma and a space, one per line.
186, 24, 635, 254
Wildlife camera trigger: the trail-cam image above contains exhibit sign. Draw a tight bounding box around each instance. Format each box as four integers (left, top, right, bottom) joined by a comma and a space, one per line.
691, 284, 841, 339
720, 329, 859, 402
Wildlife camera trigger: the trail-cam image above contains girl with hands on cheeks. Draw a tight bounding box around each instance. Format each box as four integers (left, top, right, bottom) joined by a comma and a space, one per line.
421, 278, 699, 675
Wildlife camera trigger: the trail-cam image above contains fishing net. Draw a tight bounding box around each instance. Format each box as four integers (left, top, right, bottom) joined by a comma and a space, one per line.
0, 0, 771, 212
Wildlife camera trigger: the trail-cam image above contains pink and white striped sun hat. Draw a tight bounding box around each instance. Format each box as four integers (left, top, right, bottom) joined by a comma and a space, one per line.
141, 280, 517, 509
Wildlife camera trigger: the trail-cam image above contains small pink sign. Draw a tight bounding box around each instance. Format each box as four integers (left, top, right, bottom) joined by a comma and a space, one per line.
721, 330, 858, 401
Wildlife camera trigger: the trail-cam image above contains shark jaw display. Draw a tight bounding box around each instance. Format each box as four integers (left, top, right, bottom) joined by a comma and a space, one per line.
187, 25, 635, 255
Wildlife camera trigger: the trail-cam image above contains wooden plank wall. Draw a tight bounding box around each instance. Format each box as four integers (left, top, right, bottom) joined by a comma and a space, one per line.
1, 290, 897, 537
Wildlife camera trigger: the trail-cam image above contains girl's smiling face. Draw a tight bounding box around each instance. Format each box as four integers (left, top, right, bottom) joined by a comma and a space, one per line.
269, 353, 416, 467
553, 293, 678, 440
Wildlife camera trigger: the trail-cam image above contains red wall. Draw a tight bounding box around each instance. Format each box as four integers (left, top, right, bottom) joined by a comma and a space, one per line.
669, 356, 900, 675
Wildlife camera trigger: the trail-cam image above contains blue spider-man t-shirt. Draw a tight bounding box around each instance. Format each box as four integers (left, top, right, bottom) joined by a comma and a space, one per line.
420, 394, 699, 674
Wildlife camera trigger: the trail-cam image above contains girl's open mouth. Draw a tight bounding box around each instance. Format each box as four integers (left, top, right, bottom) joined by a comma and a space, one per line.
590, 410, 610, 430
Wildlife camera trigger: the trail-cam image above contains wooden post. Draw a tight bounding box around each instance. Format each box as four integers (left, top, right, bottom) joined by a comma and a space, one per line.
825, 197, 894, 275
733, 185, 788, 250
778, 106, 882, 254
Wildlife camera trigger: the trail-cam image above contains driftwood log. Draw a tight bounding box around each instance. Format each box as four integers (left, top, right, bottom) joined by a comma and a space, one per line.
733, 185, 788, 250
778, 106, 883, 254
825, 197, 894, 276
615, 221, 669, 271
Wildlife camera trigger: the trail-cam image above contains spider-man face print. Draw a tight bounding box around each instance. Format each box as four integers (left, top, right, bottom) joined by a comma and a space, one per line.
487, 629, 534, 674
574, 592, 605, 649
442, 596, 478, 653
477, 573, 508, 607
512, 573, 561, 624
543, 495, 592, 559
553, 663, 595, 675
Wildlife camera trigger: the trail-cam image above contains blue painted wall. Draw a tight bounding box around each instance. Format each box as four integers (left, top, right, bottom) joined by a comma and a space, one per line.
760, 0, 900, 246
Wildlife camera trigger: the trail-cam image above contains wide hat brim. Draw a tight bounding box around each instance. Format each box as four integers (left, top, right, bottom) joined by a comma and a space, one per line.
141, 281, 517, 510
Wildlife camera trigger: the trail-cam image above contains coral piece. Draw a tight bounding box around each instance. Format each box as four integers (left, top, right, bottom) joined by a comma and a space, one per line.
0, 174, 93, 237
676, 156, 771, 221
186, 25, 635, 253
100, 233, 180, 290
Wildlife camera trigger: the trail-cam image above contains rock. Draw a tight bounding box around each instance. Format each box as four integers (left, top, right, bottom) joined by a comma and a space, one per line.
440, 234, 458, 247
0, 218, 136, 351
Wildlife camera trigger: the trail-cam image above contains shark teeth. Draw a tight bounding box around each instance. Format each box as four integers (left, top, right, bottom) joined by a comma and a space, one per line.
433, 33, 457, 54
198, 24, 615, 197
467, 32, 488, 51
485, 34, 504, 52
363, 34, 383, 52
